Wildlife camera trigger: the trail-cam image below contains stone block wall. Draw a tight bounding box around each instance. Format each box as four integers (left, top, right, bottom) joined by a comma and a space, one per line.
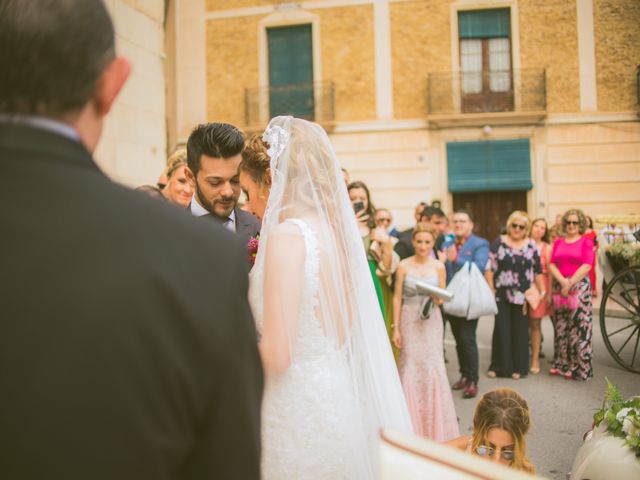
96, 0, 167, 187
594, 0, 640, 112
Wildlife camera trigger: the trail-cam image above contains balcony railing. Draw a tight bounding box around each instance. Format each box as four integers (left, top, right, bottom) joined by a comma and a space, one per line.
244, 81, 335, 129
427, 68, 546, 117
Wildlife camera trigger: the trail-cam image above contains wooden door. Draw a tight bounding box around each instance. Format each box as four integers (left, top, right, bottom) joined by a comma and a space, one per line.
453, 191, 527, 243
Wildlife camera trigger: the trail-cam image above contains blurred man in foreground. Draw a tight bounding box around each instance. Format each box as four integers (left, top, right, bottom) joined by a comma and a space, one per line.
0, 1, 263, 478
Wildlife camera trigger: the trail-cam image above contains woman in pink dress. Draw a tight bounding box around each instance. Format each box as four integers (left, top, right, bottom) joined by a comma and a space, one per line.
393, 225, 459, 441
549, 209, 595, 381
528, 218, 553, 374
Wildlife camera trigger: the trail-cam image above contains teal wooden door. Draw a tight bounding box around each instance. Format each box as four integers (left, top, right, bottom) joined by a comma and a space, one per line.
267, 25, 314, 119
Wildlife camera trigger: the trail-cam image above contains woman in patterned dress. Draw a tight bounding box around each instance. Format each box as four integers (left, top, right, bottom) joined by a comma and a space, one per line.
486, 211, 544, 379
549, 209, 595, 381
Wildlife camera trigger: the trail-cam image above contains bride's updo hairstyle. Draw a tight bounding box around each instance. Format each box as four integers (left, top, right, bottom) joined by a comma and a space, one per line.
239, 134, 271, 188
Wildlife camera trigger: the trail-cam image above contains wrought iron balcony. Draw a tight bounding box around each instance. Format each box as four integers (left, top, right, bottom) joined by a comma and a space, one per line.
427, 68, 546, 123
244, 81, 335, 129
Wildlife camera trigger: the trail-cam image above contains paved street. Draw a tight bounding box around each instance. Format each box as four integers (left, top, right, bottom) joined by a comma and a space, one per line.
444, 309, 638, 480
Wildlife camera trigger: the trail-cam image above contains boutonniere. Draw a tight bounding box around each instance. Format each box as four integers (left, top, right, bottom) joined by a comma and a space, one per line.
247, 234, 260, 266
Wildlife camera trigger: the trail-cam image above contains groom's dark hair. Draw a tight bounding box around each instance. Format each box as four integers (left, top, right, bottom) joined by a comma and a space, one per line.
186, 123, 245, 175
0, 0, 115, 117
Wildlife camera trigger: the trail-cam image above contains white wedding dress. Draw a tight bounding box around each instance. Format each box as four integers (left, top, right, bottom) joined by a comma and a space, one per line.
250, 218, 370, 479
249, 117, 412, 480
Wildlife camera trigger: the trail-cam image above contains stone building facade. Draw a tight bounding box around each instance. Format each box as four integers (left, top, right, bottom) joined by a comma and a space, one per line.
110, 0, 640, 234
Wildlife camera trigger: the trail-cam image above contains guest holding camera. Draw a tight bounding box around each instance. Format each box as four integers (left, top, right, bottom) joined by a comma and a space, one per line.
393, 225, 458, 441
348, 181, 395, 320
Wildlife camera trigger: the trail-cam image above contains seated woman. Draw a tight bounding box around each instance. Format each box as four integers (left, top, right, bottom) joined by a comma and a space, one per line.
446, 388, 535, 474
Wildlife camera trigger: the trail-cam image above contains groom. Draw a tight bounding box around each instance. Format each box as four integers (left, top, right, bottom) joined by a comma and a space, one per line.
185, 123, 261, 246
0, 1, 262, 478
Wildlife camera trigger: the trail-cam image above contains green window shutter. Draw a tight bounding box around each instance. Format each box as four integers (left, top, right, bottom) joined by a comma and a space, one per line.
447, 139, 532, 192
267, 25, 314, 119
459, 9, 510, 39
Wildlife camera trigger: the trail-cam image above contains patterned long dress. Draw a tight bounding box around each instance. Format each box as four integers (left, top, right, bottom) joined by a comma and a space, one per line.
550, 236, 595, 381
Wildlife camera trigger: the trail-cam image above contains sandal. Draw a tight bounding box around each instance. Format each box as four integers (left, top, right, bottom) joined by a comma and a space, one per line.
529, 367, 540, 375
564, 371, 574, 380
549, 368, 561, 376
487, 370, 497, 378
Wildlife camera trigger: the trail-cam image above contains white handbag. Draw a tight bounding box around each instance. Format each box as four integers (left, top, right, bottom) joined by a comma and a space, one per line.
467, 262, 498, 319
442, 262, 471, 317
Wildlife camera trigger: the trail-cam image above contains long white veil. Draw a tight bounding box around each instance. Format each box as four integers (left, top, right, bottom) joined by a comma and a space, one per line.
251, 116, 413, 457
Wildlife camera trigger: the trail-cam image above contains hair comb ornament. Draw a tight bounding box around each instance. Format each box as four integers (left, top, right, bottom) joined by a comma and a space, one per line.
262, 124, 290, 167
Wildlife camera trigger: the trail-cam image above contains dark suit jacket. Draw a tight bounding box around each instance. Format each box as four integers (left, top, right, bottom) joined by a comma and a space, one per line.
0, 123, 263, 479
234, 207, 261, 245
394, 228, 414, 260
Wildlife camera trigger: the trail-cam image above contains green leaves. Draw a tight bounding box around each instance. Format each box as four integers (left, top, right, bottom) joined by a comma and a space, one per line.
593, 378, 640, 458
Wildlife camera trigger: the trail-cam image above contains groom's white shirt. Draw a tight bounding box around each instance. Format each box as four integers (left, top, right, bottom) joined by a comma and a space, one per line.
190, 194, 236, 232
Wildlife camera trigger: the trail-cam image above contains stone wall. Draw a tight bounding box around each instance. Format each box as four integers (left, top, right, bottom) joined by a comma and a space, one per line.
96, 0, 167, 187
593, 0, 640, 112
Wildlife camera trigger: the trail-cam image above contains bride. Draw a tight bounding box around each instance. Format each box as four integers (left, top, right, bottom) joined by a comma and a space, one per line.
249, 116, 412, 479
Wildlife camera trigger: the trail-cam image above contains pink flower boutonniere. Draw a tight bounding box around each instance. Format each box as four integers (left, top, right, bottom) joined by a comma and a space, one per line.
247, 234, 260, 266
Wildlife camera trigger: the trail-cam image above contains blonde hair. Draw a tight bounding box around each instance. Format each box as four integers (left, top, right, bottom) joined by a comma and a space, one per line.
239, 134, 271, 187
165, 148, 187, 180
471, 388, 535, 474
506, 210, 531, 236
412, 223, 437, 241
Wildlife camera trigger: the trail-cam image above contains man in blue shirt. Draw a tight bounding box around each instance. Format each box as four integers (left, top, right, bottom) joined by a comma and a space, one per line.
443, 210, 489, 399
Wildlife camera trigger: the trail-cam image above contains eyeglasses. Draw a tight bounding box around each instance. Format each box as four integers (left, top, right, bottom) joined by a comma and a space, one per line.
475, 445, 515, 462
565, 220, 579, 226
510, 223, 527, 230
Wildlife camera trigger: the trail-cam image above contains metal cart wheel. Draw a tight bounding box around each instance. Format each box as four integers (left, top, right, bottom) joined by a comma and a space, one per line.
599, 265, 640, 374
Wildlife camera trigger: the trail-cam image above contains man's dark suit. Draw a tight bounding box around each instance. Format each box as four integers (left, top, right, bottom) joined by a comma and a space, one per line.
234, 207, 261, 245
0, 123, 263, 479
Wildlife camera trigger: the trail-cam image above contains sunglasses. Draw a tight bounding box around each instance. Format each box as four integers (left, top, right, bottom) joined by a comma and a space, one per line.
565, 220, 579, 226
510, 223, 527, 230
475, 445, 515, 462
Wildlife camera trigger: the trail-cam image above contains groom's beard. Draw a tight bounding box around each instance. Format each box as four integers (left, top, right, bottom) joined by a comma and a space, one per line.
195, 185, 236, 219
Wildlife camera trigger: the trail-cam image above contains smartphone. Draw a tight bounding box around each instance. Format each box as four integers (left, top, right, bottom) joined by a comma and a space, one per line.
443, 233, 455, 247
353, 201, 365, 215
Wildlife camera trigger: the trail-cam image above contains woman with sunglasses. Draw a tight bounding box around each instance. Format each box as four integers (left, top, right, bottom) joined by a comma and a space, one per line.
486, 211, 544, 379
446, 388, 535, 473
549, 209, 595, 381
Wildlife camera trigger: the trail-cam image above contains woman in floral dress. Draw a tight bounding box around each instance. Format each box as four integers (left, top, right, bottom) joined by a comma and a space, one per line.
486, 211, 544, 379
549, 209, 595, 381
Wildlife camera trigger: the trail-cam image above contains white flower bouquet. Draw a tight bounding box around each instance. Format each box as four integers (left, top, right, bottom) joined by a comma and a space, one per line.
593, 379, 640, 457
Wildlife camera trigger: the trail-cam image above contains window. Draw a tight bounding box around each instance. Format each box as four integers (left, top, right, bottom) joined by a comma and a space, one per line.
458, 9, 513, 113
267, 24, 314, 119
